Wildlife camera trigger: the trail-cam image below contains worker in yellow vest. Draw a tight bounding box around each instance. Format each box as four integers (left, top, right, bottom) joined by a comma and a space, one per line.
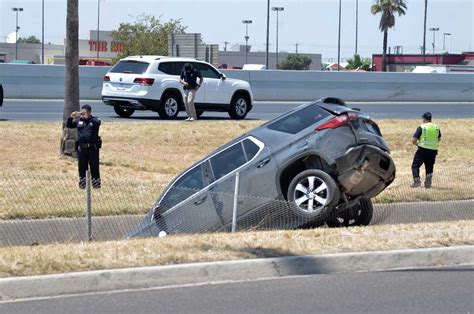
411, 112, 441, 188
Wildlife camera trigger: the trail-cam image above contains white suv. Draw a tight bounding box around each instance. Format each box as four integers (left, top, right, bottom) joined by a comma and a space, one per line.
101, 56, 253, 119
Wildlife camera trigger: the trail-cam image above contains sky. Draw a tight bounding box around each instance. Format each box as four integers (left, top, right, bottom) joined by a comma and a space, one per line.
0, 0, 472, 61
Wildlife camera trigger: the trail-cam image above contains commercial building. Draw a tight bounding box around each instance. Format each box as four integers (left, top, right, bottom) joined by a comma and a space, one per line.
372, 52, 474, 72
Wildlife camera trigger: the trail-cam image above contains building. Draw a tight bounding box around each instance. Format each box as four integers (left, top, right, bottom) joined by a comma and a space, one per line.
372, 52, 474, 72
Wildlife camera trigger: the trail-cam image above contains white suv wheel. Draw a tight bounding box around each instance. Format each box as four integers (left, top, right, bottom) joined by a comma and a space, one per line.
165, 98, 178, 116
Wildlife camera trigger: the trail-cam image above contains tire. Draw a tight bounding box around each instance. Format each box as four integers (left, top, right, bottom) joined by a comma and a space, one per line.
326, 197, 373, 227
228, 93, 249, 119
158, 93, 180, 119
0, 84, 3, 107
287, 169, 340, 220
113, 106, 135, 118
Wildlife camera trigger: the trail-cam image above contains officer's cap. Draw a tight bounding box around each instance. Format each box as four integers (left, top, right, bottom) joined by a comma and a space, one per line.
422, 112, 432, 120
82, 104, 92, 111
184, 63, 193, 71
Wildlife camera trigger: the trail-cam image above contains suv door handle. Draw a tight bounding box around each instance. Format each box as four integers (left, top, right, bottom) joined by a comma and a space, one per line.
194, 195, 208, 205
257, 157, 271, 168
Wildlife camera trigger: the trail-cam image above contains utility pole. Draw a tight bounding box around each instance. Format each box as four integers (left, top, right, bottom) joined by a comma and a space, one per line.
96, 0, 101, 59
295, 43, 299, 54
224, 41, 229, 51
12, 7, 24, 60
242, 20, 252, 64
337, 0, 342, 71
265, 0, 270, 69
355, 0, 359, 55
271, 7, 284, 69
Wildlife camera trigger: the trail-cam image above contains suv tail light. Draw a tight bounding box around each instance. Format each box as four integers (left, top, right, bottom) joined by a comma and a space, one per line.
103, 75, 110, 82
134, 77, 155, 86
316, 112, 358, 131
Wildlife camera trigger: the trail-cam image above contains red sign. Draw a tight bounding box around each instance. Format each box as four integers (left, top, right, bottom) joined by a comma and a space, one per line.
111, 41, 124, 52
89, 41, 108, 52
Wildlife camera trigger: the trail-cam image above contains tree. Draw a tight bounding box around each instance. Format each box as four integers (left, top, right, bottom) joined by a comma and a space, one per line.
17, 36, 41, 44
422, 0, 428, 64
60, 0, 79, 157
278, 54, 312, 70
371, 0, 407, 72
111, 14, 187, 60
346, 54, 372, 71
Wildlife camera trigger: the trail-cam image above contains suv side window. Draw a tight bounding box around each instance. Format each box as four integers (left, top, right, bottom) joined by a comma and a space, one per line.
210, 143, 247, 180
243, 139, 260, 161
158, 62, 174, 75
193, 62, 221, 79
160, 164, 205, 212
172, 62, 186, 76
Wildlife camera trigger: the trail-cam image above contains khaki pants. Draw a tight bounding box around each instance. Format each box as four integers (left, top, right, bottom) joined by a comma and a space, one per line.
183, 89, 197, 119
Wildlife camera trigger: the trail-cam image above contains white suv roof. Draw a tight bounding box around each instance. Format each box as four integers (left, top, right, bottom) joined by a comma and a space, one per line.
121, 55, 199, 63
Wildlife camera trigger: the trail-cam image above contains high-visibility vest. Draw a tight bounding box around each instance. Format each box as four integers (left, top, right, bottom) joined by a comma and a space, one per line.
418, 122, 440, 150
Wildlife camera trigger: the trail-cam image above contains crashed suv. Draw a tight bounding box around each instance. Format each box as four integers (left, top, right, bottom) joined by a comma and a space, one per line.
130, 97, 396, 237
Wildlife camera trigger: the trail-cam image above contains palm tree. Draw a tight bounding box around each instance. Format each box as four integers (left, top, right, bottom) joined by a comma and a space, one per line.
371, 0, 407, 72
60, 0, 79, 156
422, 0, 428, 64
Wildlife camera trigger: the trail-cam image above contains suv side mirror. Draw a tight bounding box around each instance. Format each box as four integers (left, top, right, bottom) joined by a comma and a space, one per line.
220, 73, 226, 80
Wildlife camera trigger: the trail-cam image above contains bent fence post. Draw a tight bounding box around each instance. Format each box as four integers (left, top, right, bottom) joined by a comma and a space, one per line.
85, 170, 92, 241
232, 172, 240, 233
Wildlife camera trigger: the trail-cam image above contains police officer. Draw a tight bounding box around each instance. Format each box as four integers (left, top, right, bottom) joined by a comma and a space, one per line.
179, 63, 203, 121
411, 112, 441, 188
67, 104, 102, 189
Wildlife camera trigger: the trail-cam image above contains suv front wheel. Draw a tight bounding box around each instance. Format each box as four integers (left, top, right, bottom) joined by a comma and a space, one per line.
228, 94, 249, 119
287, 169, 340, 220
158, 93, 180, 119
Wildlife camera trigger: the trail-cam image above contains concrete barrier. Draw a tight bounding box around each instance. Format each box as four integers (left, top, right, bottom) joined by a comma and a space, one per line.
1, 64, 473, 102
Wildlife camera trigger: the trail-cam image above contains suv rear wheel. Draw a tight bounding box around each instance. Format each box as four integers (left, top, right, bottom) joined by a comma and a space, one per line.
326, 197, 373, 227
228, 94, 249, 119
287, 169, 340, 220
114, 106, 135, 118
158, 93, 180, 119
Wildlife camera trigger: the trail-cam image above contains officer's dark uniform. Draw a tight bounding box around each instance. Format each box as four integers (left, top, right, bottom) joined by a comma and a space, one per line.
67, 111, 102, 189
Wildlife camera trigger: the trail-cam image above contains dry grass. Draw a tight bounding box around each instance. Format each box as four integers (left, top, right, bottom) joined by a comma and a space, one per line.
1, 220, 473, 278
0, 119, 472, 219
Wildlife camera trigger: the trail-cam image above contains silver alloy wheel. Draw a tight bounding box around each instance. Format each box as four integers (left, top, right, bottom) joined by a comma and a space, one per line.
235, 98, 247, 116
292, 176, 329, 214
164, 98, 178, 116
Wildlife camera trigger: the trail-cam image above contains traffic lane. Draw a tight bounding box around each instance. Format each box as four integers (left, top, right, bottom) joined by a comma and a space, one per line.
0, 99, 472, 121
2, 265, 473, 313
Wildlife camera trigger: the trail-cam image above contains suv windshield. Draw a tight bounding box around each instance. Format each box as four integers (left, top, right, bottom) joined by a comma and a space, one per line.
109, 60, 150, 74
267, 103, 331, 134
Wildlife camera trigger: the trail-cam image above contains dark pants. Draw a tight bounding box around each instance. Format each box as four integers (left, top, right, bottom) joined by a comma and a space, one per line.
411, 147, 437, 179
78, 147, 101, 188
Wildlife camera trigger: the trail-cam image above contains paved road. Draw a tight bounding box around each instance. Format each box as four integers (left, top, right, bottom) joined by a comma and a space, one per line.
2, 265, 473, 313
1, 99, 472, 121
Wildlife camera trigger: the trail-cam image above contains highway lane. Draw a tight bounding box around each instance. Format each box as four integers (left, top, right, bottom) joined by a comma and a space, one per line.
1, 99, 472, 121
2, 265, 473, 313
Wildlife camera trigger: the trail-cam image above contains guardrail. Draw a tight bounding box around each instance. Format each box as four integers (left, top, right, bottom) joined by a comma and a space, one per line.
1, 64, 473, 102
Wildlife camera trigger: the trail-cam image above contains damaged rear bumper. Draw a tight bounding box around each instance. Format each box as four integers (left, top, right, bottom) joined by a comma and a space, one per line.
335, 145, 396, 198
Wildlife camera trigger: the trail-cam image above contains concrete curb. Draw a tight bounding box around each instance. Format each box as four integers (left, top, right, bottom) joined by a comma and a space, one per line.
1, 245, 473, 301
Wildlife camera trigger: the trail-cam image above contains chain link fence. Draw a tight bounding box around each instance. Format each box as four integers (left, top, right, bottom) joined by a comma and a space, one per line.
1, 169, 473, 247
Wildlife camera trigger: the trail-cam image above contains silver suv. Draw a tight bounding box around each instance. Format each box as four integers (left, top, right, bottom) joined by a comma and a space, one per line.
130, 97, 396, 237
101, 56, 253, 119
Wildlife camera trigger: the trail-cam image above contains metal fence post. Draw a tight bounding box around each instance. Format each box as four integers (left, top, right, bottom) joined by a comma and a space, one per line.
231, 171, 240, 233
85, 170, 92, 241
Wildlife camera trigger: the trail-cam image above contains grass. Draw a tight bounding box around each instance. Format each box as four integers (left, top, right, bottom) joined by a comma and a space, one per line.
0, 119, 473, 219
1, 220, 473, 278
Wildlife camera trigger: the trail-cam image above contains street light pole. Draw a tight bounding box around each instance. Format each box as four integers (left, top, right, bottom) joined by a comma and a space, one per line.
96, 0, 101, 59
429, 27, 439, 55
242, 20, 252, 64
272, 7, 284, 69
265, 0, 270, 69
443, 32, 451, 52
337, 0, 342, 71
42, 0, 44, 64
355, 0, 358, 55
12, 7, 24, 61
